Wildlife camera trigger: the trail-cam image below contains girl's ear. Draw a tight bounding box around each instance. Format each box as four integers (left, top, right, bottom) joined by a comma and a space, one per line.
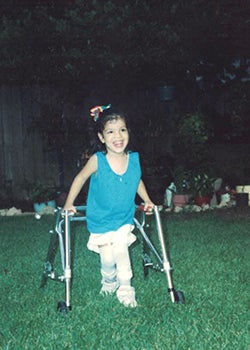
98, 132, 105, 143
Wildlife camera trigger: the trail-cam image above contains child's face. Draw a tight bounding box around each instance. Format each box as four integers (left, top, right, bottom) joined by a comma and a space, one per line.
98, 117, 129, 154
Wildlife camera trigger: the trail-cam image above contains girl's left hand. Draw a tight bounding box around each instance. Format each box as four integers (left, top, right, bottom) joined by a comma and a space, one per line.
143, 201, 155, 215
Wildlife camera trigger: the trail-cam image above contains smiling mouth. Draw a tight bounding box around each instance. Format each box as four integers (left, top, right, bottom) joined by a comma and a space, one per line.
113, 141, 124, 147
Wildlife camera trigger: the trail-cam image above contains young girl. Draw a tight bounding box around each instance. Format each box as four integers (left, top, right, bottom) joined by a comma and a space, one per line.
63, 105, 154, 308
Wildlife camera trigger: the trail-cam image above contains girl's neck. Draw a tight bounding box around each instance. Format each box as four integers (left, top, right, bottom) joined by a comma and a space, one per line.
106, 151, 128, 175
106, 150, 127, 159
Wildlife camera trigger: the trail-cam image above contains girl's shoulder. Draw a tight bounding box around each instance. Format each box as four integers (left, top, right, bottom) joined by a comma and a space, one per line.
94, 151, 107, 168
95, 151, 106, 159
128, 151, 140, 166
128, 150, 139, 159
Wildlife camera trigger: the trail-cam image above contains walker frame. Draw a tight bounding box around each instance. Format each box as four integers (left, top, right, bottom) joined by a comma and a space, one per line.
40, 205, 185, 312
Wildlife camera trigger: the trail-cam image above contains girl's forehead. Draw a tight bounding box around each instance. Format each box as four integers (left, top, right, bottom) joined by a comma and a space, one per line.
104, 118, 126, 128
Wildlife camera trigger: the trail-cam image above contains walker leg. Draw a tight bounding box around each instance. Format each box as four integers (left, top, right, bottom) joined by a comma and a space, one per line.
154, 206, 185, 304
142, 239, 151, 277
134, 216, 164, 274
57, 210, 72, 312
40, 209, 62, 288
40, 230, 59, 288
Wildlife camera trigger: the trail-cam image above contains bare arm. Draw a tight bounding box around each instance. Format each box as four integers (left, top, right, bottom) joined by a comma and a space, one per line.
63, 155, 97, 212
137, 179, 155, 211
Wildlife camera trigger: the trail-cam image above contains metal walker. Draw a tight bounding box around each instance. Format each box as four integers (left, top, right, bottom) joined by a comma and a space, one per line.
40, 205, 185, 312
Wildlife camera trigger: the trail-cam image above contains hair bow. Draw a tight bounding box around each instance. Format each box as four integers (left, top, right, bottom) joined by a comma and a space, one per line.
90, 104, 111, 121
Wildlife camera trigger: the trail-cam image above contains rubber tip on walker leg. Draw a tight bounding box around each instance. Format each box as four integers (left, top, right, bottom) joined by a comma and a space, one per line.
57, 301, 72, 313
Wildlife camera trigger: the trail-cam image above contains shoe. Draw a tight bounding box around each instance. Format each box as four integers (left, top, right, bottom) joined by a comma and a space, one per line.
100, 280, 120, 295
116, 286, 137, 308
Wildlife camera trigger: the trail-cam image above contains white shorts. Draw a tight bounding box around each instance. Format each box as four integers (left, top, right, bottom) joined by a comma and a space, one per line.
87, 224, 136, 254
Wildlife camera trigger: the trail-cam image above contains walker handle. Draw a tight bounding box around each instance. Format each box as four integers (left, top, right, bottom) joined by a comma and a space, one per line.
61, 205, 87, 217
61, 209, 75, 218
136, 204, 154, 213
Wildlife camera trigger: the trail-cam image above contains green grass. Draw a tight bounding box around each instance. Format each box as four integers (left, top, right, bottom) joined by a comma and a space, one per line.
0, 209, 249, 350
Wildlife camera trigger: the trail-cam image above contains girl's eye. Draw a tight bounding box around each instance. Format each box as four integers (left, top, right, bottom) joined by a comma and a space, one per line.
104, 127, 127, 134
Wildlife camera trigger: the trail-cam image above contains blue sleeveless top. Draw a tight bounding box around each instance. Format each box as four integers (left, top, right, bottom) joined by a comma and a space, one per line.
86, 151, 141, 233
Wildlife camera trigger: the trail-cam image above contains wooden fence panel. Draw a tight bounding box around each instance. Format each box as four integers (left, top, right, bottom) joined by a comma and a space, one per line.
0, 85, 59, 198
0, 84, 93, 199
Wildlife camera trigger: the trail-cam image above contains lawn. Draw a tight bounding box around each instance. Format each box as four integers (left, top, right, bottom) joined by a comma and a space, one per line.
0, 208, 249, 350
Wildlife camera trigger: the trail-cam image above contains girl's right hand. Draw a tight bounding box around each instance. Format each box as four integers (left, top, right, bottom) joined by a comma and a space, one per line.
62, 204, 76, 213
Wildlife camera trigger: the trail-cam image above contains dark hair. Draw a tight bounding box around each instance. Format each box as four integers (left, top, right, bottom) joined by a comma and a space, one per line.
90, 107, 131, 153
94, 108, 129, 134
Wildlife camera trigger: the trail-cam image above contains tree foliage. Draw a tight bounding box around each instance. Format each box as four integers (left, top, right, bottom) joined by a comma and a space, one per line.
0, 0, 248, 88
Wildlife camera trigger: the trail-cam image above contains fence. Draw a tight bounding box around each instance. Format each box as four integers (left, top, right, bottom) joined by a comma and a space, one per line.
0, 85, 84, 199
0, 84, 175, 200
